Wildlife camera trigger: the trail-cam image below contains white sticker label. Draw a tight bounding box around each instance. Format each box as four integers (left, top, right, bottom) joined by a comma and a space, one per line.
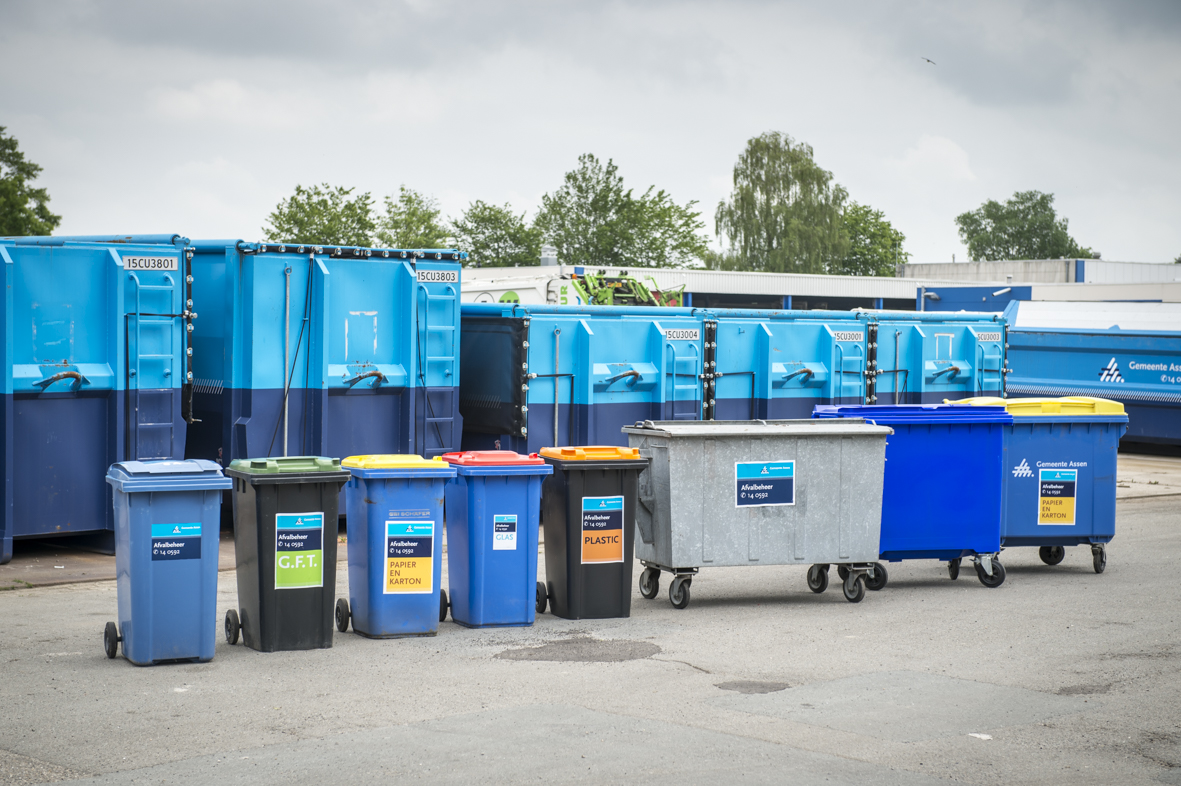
493, 515, 517, 551
123, 256, 178, 271
664, 328, 700, 341
976, 332, 1002, 342
833, 331, 864, 342
416, 269, 459, 283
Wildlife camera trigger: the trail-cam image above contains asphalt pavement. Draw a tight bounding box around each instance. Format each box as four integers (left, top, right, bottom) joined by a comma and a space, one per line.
1, 495, 1179, 785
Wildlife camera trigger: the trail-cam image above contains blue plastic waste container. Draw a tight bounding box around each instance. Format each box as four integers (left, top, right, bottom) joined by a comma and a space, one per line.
441, 451, 553, 627
952, 396, 1129, 573
338, 455, 456, 638
103, 460, 232, 665
813, 404, 1015, 588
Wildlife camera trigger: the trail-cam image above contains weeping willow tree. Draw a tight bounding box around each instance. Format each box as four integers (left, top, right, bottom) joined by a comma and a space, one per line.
714, 132, 849, 274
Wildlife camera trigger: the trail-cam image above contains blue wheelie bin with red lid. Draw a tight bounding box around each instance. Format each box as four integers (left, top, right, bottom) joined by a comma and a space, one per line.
442, 451, 552, 627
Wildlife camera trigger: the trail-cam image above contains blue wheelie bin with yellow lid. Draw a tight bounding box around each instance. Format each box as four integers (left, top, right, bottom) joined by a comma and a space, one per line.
338, 455, 455, 638
951, 396, 1128, 573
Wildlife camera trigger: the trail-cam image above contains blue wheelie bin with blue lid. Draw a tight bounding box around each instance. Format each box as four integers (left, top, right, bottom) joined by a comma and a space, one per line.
441, 450, 553, 627
338, 455, 456, 638
103, 460, 232, 665
813, 404, 1014, 588
951, 396, 1129, 574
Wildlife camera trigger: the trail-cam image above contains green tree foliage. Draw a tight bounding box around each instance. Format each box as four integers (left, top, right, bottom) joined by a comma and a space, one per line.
955, 190, 1098, 261
0, 126, 62, 236
449, 200, 541, 267
534, 154, 708, 268
262, 184, 376, 246
831, 202, 906, 276
376, 186, 450, 249
715, 132, 849, 274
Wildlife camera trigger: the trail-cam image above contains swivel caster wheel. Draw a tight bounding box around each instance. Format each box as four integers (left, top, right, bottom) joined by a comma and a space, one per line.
975, 559, 1006, 588
1039, 546, 1065, 565
842, 571, 865, 603
336, 598, 351, 632
807, 564, 829, 594
669, 575, 692, 609
864, 562, 888, 591
639, 567, 661, 599
837, 565, 850, 582
1092, 545, 1106, 574
948, 558, 961, 581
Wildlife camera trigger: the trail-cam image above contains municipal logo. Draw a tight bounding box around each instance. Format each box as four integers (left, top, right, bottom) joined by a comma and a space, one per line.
1098, 358, 1124, 383
1013, 459, 1033, 478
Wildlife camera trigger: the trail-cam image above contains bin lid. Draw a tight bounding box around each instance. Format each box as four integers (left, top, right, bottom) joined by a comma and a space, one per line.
442, 450, 546, 466
106, 459, 232, 492
813, 404, 1014, 424
228, 456, 345, 474
539, 446, 644, 461
623, 419, 893, 438
949, 396, 1126, 416
342, 454, 449, 469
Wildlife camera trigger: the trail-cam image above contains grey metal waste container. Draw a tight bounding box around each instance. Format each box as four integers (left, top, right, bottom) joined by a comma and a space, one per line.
622, 419, 892, 608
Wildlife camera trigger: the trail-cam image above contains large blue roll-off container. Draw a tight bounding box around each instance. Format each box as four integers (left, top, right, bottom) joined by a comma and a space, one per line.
183, 240, 464, 463
0, 237, 192, 563
1003, 301, 1181, 447
459, 303, 708, 455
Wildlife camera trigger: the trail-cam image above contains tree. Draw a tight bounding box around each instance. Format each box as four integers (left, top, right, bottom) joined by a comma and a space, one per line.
534, 154, 708, 268
449, 201, 542, 267
831, 202, 906, 276
376, 186, 449, 249
263, 184, 376, 246
955, 190, 1098, 261
715, 132, 849, 274
0, 126, 62, 236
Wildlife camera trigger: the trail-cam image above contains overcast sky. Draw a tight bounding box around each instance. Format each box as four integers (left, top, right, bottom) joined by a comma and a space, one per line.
3, 0, 1179, 263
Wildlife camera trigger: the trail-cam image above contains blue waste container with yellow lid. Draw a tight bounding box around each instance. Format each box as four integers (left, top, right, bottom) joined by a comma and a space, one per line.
951, 396, 1128, 573
337, 455, 456, 638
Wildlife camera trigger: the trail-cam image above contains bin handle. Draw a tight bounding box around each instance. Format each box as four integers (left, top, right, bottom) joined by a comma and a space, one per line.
932, 364, 961, 379
782, 368, 815, 383
344, 369, 388, 387
34, 370, 90, 392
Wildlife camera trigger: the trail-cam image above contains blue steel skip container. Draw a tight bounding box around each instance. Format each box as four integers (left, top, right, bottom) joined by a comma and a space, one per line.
0, 238, 193, 564
104, 460, 232, 665
813, 404, 1015, 588
441, 450, 552, 627
952, 396, 1129, 574
339, 454, 456, 638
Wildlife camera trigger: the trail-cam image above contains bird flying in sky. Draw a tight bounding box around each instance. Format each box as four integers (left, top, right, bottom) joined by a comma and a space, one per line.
921, 57, 936, 65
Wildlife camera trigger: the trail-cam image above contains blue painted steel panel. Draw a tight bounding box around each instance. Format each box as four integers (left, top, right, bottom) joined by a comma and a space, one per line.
459, 303, 708, 455
872, 314, 1007, 404
1004, 302, 1181, 445
917, 285, 1032, 313
183, 241, 464, 462
0, 239, 190, 562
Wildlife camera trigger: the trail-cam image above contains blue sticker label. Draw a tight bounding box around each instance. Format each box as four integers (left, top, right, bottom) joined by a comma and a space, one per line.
736, 461, 796, 507
151, 522, 201, 561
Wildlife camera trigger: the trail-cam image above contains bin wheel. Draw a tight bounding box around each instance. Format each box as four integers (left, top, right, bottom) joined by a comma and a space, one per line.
639, 567, 661, 599
103, 621, 120, 659
948, 558, 961, 581
1092, 545, 1107, 574
669, 576, 692, 609
224, 609, 240, 645
842, 572, 865, 603
837, 565, 850, 582
335, 598, 351, 632
975, 560, 1006, 588
865, 562, 888, 592
439, 590, 449, 623
807, 564, 829, 594
536, 582, 548, 615
1039, 546, 1066, 566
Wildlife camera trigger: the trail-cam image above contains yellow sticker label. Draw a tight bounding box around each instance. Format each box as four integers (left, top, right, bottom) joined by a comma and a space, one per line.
384, 521, 434, 594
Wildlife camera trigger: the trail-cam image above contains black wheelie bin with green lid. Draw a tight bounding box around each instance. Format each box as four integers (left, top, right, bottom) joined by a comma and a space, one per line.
223, 456, 351, 651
